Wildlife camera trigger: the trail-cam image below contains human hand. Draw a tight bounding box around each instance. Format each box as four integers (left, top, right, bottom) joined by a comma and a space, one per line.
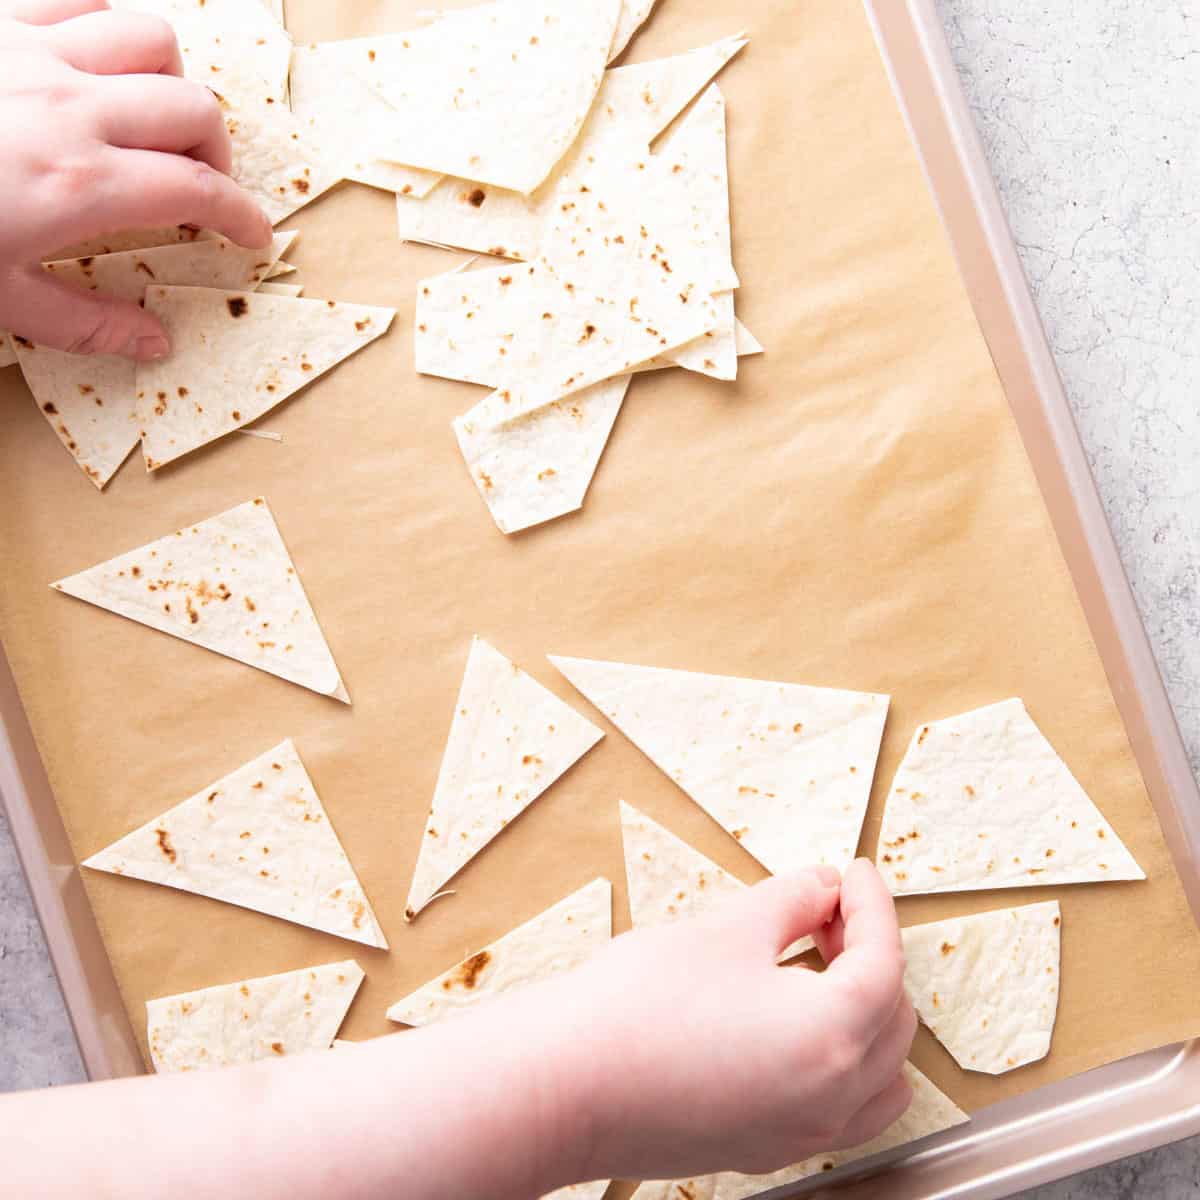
0, 0, 272, 360
552, 860, 916, 1184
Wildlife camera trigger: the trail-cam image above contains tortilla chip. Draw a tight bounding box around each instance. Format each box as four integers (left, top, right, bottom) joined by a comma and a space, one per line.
638, 1065, 967, 1199
84, 739, 386, 948
610, 0, 658, 59
903, 901, 1060, 1074
52, 498, 349, 701
14, 233, 295, 490
551, 657, 889, 876
388, 878, 611, 1024
393, 35, 748, 261
453, 375, 630, 535
405, 637, 604, 919
289, 42, 444, 199
137, 286, 395, 470
876, 699, 1144, 895
621, 801, 744, 926
340, 0, 621, 195
147, 959, 363, 1074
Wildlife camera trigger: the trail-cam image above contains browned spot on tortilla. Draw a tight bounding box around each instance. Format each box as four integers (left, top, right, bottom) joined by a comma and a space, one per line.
232, 410, 241, 420
537, 468, 556, 481
368, 49, 376, 61
355, 319, 370, 332
1053, 915, 1061, 927
271, 1042, 285, 1055
1097, 828, 1106, 838
227, 296, 248, 318
466, 188, 486, 208
135, 260, 155, 279
580, 323, 596, 343
479, 471, 494, 490
499, 275, 513, 286
918, 725, 931, 745
240, 985, 249, 997
77, 384, 94, 396
155, 828, 176, 864
401, 184, 412, 195
940, 942, 955, 956
207, 791, 218, 803
292, 177, 310, 194
442, 950, 491, 991
351, 900, 365, 929
42, 402, 58, 414
522, 754, 543, 766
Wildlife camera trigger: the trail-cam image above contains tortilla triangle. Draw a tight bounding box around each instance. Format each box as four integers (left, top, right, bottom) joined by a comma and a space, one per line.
342, 0, 622, 195
903, 901, 1061, 1074
454, 375, 631, 535
388, 878, 611, 1024
405, 638, 604, 918
52, 498, 349, 701
147, 959, 363, 1074
84, 740, 386, 948
551, 656, 889, 877
14, 233, 295, 490
876, 699, 1144, 895
137, 287, 394, 470
393, 35, 748, 262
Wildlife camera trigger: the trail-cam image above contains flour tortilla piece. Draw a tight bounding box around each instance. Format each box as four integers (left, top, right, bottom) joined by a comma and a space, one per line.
0, 335, 15, 370
876, 699, 1144, 895
453, 375, 630, 535
551, 657, 889, 877
289, 43, 444, 198
388, 878, 611, 1024
342, 0, 621, 195
51, 226, 214, 260
393, 35, 748, 261
265, 260, 296, 279
147, 959, 363, 1074
256, 282, 304, 297
405, 637, 604, 918
610, 0, 658, 59
15, 233, 294, 490
137, 286, 394, 469
84, 739, 386, 948
902, 901, 1060, 1074
733, 318, 763, 358
52, 498, 349, 701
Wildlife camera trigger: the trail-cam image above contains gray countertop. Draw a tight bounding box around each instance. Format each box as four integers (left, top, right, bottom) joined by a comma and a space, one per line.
2, 1, 1199, 1195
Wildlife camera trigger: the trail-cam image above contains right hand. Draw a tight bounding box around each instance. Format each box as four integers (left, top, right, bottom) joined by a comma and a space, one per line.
0, 0, 272, 360
553, 860, 916, 1184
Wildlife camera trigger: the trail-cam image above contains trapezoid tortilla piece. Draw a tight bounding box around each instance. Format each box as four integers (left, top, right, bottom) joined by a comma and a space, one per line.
137, 286, 395, 470
876, 699, 1144, 896
14, 233, 295, 490
550, 656, 889, 877
51, 498, 349, 701
147, 959, 363, 1074
453, 375, 631, 535
289, 42, 444, 199
84, 739, 386, 948
388, 878, 611, 1024
341, 0, 621, 195
392, 34, 748, 262
405, 637, 604, 919
902, 901, 1061, 1075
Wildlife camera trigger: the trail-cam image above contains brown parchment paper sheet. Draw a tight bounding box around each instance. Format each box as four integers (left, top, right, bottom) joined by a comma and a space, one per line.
1, 0, 1199, 1157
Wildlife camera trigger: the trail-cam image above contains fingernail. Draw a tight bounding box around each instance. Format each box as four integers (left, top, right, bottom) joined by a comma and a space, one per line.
134, 335, 171, 360
813, 865, 840, 888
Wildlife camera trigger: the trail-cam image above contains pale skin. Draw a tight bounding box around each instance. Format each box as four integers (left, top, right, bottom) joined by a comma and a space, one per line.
0, 3, 915, 1195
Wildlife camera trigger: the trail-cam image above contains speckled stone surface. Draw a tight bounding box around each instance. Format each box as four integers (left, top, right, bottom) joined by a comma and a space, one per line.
2, 0, 1200, 1194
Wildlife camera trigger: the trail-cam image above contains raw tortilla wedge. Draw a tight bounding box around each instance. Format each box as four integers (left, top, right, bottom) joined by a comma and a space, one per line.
405, 637, 604, 919
551, 656, 890, 877
393, 35, 748, 262
733, 318, 763, 358
633, 1064, 967, 1200
52, 498, 350, 702
137, 286, 395, 470
388, 878, 611, 1024
84, 740, 387, 948
876, 699, 1143, 895
903, 901, 1061, 1074
289, 43, 444, 198
453, 375, 631, 535
147, 959, 363, 1074
343, 0, 622, 195
14, 232, 295, 490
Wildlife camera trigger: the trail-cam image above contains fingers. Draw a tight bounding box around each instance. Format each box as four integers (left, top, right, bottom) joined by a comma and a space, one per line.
1, 0, 108, 23
727, 870, 841, 957
827, 1070, 914, 1153
812, 909, 845, 964
42, 10, 183, 77
95, 74, 232, 173
857, 993, 917, 1102
94, 147, 273, 248
5, 265, 170, 360
823, 860, 906, 1039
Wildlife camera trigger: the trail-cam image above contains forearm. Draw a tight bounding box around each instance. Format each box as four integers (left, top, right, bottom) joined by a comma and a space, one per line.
1, 983, 597, 1200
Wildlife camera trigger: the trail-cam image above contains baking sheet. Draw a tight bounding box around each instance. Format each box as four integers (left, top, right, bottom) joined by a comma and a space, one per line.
1, 0, 1200, 1171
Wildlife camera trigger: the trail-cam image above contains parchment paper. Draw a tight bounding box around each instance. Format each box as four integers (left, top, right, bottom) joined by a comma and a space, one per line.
2, 0, 1199, 1165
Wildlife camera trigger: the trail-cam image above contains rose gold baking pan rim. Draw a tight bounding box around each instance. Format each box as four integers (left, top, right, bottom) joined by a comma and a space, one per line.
2, 0, 1200, 1195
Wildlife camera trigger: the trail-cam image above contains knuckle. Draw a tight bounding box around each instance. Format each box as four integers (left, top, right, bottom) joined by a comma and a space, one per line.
823, 1033, 864, 1080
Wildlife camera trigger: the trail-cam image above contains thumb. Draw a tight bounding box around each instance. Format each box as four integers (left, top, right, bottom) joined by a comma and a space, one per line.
722, 868, 841, 957
5, 266, 170, 361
